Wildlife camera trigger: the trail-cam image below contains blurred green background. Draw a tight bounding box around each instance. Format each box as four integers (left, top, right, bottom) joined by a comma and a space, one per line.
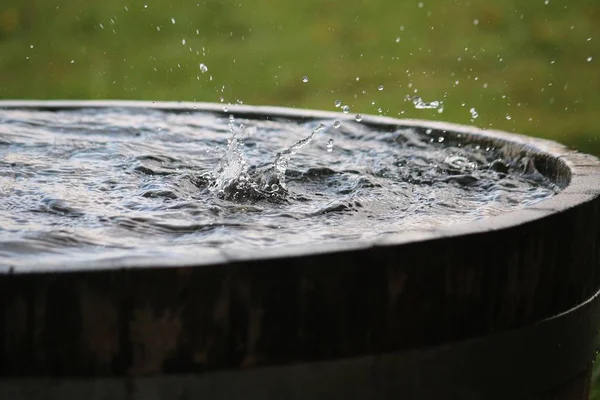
0, 0, 598, 154
1, 0, 600, 395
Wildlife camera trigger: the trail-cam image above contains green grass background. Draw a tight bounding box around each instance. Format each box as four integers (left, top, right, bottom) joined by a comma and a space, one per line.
1, 0, 600, 394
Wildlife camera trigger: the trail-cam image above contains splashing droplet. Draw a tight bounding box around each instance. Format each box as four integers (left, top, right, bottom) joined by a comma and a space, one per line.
327, 138, 334, 152
272, 124, 326, 189
333, 120, 341, 129
199, 63, 208, 73
271, 184, 279, 192
355, 114, 363, 122
506, 114, 512, 120
469, 108, 479, 119
410, 96, 440, 110
302, 76, 308, 83
342, 105, 350, 114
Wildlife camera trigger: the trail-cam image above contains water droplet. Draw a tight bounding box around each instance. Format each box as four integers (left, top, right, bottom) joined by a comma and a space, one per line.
144, 4, 148, 8
29, 44, 34, 49
544, 0, 549, 4
333, 120, 341, 129
182, 39, 186, 45
395, 37, 401, 43
199, 63, 208, 73
587, 56, 593, 62
378, 85, 384, 91
171, 18, 176, 24
438, 137, 445, 143
355, 114, 362, 122
70, 60, 75, 64
506, 114, 512, 120
334, 100, 342, 108
470, 108, 479, 119
410, 96, 440, 110
271, 184, 279, 192
302, 76, 308, 83
418, 2, 424, 8
327, 138, 334, 152
342, 105, 350, 114
473, 19, 479, 25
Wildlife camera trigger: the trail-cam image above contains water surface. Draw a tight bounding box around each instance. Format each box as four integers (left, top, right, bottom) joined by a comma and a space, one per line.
0, 108, 559, 267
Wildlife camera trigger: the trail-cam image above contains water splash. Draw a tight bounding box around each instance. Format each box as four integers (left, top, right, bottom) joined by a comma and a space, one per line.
209, 116, 250, 196
207, 120, 326, 201
270, 123, 326, 189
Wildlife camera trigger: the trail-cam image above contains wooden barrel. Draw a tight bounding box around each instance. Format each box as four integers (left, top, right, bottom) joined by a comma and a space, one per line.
1, 101, 599, 399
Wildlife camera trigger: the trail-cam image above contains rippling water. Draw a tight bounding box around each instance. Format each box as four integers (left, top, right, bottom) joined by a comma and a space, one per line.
0, 107, 559, 267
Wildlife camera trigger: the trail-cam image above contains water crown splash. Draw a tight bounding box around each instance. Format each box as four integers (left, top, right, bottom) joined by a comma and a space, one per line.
207, 119, 326, 201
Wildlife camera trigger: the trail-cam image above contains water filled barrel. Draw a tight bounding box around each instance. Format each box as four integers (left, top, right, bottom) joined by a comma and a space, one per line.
0, 100, 599, 400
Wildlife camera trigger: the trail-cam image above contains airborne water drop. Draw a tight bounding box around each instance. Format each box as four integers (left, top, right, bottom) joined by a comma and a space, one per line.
470, 108, 479, 119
